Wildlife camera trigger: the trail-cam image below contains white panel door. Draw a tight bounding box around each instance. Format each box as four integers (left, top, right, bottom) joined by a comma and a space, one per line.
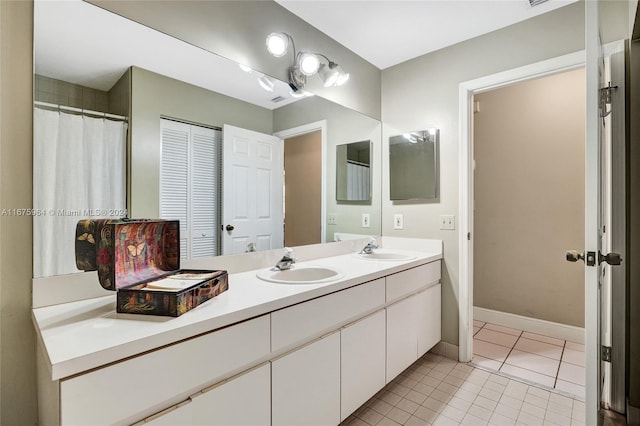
341, 310, 386, 421
223, 124, 283, 254
272, 332, 341, 426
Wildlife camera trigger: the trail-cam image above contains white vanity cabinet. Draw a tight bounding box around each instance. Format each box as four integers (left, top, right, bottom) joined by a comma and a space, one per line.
340, 310, 386, 421
385, 262, 442, 383
189, 363, 271, 426
58, 315, 270, 425
36, 252, 443, 426
417, 284, 442, 356
144, 364, 271, 426
272, 332, 341, 426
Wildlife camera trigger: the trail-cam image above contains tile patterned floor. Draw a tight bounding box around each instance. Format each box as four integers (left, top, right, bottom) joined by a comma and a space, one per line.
471, 321, 585, 400
341, 353, 586, 426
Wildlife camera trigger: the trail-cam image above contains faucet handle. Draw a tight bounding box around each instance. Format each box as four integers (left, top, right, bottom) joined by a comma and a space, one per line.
284, 247, 295, 259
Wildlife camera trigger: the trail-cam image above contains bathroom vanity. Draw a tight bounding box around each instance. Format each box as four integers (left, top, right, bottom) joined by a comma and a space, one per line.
33, 238, 442, 425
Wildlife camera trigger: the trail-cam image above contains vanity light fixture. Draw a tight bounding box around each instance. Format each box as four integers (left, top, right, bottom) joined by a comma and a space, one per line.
265, 32, 349, 91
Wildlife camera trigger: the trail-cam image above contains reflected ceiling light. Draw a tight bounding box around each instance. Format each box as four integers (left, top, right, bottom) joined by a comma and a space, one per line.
238, 63, 253, 73
266, 32, 290, 57
265, 31, 349, 91
289, 88, 312, 98
257, 75, 275, 92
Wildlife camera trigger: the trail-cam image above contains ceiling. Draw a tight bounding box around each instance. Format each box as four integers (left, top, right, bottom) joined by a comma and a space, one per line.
34, 0, 305, 110
34, 0, 578, 111
276, 0, 579, 69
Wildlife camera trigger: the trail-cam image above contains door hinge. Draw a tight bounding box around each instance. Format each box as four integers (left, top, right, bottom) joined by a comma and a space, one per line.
467, 232, 471, 241
602, 345, 612, 362
599, 82, 618, 118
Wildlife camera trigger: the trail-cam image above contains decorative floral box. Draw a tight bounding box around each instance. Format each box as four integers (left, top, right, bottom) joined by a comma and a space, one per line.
75, 219, 228, 317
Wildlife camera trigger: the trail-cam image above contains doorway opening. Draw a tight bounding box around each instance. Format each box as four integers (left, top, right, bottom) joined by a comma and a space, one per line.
283, 130, 322, 246
470, 68, 586, 398
274, 120, 327, 245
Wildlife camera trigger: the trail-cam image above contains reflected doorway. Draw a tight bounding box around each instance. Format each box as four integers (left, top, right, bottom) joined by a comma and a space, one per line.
284, 130, 322, 246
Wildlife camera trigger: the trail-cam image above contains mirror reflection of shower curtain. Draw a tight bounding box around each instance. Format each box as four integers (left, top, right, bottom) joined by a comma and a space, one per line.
33, 108, 127, 278
346, 161, 370, 201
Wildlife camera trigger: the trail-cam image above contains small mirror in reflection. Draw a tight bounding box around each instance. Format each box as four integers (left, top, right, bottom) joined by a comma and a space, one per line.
389, 129, 439, 201
336, 140, 372, 202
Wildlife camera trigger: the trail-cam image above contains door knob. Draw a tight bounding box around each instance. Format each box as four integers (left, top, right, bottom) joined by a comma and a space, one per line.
599, 252, 622, 266
565, 250, 585, 262
566, 250, 622, 266
225, 224, 235, 231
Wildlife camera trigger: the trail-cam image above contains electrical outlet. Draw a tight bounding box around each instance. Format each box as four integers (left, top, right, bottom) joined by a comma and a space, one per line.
328, 213, 337, 225
361, 213, 370, 228
393, 214, 404, 230
440, 214, 455, 230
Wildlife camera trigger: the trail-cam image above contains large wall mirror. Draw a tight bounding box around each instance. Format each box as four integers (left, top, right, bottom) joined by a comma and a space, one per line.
33, 1, 382, 278
389, 129, 439, 201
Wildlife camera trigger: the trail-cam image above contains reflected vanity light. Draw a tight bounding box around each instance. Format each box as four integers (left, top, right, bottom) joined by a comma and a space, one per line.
265, 31, 349, 91
257, 75, 275, 92
403, 128, 437, 144
238, 63, 253, 73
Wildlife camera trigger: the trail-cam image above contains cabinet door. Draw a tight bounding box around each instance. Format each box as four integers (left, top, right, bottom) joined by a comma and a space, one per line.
386, 295, 419, 383
417, 284, 442, 357
272, 332, 340, 426
341, 310, 386, 421
190, 363, 270, 425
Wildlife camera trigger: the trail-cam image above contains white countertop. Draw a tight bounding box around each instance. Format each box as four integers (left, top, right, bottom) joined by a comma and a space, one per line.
33, 248, 441, 381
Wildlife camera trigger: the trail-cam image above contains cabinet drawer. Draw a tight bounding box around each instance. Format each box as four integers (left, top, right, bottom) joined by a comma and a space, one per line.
60, 315, 270, 425
386, 261, 441, 302
271, 278, 385, 352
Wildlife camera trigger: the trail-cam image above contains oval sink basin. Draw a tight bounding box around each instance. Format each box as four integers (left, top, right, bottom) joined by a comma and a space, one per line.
353, 249, 416, 262
257, 265, 344, 285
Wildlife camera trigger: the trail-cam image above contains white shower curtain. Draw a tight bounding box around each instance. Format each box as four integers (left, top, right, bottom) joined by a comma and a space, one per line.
347, 161, 370, 201
33, 108, 127, 278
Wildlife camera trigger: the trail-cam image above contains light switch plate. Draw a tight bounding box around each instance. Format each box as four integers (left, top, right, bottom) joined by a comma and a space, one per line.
440, 214, 455, 230
361, 213, 370, 228
393, 214, 404, 230
328, 213, 337, 225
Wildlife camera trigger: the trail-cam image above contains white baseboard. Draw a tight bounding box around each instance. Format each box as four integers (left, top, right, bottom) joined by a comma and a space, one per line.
474, 307, 585, 344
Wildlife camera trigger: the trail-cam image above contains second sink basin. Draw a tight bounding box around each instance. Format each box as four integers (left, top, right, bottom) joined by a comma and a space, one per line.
353, 249, 416, 262
257, 265, 344, 285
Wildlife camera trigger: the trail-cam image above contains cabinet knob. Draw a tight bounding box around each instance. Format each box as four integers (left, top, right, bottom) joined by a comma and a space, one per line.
225, 225, 235, 231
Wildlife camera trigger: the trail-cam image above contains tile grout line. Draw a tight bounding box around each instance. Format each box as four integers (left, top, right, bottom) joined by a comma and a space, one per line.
553, 340, 567, 389
497, 329, 524, 373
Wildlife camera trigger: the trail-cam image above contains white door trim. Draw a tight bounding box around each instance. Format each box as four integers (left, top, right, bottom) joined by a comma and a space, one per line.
457, 50, 585, 363
274, 120, 328, 243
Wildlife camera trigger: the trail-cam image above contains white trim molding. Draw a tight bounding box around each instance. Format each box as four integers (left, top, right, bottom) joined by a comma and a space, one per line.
474, 307, 585, 344
457, 50, 585, 363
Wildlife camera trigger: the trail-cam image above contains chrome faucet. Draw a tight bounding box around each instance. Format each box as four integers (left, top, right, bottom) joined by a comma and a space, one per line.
359, 237, 379, 255
275, 247, 296, 270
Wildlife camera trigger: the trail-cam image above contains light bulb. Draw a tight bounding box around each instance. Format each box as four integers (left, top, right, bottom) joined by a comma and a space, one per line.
266, 33, 289, 57
298, 53, 320, 76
